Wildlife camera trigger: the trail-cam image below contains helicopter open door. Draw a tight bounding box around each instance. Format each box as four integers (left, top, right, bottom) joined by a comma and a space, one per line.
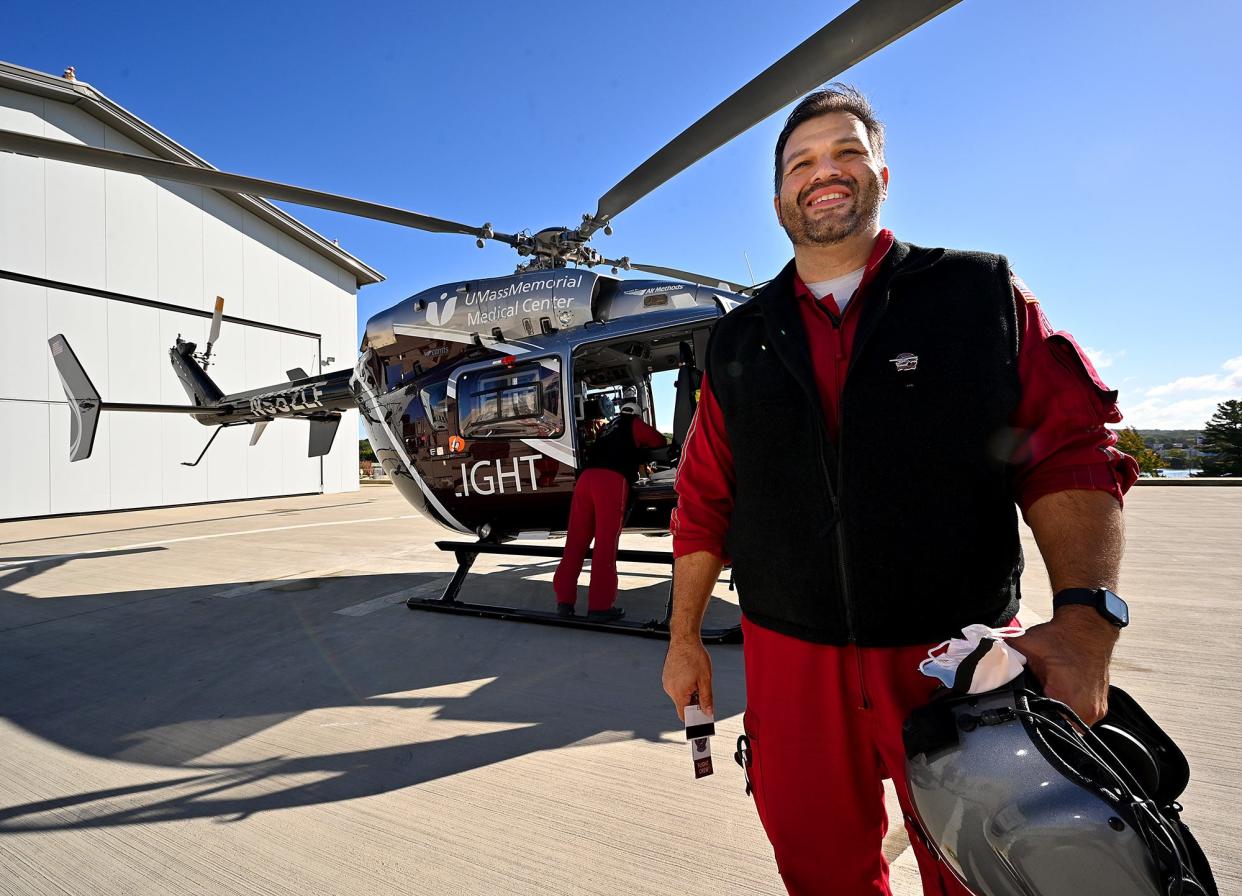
569, 319, 711, 530
646, 339, 703, 482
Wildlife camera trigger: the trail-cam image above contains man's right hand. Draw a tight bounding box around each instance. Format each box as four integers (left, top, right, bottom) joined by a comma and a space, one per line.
662, 636, 713, 722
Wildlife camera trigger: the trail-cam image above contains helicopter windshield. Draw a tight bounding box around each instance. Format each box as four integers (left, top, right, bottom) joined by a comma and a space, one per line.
457, 359, 564, 440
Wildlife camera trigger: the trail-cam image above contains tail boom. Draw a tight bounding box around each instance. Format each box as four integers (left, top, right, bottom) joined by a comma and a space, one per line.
48, 334, 355, 462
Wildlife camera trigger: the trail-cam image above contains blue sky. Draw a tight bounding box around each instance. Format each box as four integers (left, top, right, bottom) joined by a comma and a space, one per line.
7, 0, 1240, 430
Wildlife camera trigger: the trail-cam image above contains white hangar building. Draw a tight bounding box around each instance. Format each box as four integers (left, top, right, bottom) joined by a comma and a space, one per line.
0, 62, 382, 521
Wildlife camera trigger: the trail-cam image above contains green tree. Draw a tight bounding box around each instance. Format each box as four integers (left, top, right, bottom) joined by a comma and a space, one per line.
1164, 448, 1187, 470
359, 439, 377, 462
1201, 400, 1242, 475
1116, 427, 1163, 477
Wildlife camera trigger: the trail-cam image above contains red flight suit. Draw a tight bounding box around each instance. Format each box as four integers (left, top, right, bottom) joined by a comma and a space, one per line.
555, 414, 667, 612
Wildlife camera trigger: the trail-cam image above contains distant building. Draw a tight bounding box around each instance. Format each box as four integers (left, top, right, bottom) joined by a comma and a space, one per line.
0, 62, 383, 519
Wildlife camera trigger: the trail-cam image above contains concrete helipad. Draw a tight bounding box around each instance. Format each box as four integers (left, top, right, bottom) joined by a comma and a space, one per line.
1, 484, 1238, 895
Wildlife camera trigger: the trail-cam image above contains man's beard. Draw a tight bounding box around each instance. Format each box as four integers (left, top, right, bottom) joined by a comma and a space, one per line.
779, 173, 883, 246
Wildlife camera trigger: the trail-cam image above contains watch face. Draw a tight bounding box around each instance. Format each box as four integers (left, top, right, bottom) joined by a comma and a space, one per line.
1102, 590, 1129, 626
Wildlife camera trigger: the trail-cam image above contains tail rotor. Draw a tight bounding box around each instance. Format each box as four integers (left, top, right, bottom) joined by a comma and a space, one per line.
197, 295, 225, 370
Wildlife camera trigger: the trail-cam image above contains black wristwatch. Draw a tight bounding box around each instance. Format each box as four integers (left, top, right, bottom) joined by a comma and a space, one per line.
1052, 588, 1130, 628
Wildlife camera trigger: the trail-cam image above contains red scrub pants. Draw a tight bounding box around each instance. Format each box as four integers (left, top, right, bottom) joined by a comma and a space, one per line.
740, 616, 977, 896
553, 468, 629, 612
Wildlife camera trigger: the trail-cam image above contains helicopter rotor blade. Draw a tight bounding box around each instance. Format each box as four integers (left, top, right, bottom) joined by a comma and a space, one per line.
0, 128, 516, 245
625, 262, 749, 295
588, 0, 960, 231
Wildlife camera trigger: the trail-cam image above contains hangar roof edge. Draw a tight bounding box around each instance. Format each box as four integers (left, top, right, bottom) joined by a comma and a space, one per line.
0, 60, 384, 288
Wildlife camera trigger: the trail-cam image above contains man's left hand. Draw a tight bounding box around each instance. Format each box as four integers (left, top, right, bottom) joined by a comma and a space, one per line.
1010, 605, 1119, 725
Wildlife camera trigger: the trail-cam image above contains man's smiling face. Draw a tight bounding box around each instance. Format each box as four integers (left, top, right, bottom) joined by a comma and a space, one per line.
775, 111, 889, 247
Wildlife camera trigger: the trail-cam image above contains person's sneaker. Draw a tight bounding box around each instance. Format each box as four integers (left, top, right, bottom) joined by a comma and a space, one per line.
556, 603, 576, 618
586, 606, 626, 622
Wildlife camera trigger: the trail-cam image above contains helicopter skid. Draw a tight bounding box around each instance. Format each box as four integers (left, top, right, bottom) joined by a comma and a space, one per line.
405, 596, 740, 644
409, 540, 742, 644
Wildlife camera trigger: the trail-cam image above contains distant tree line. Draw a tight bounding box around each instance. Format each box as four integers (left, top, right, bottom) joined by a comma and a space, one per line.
1113, 399, 1242, 476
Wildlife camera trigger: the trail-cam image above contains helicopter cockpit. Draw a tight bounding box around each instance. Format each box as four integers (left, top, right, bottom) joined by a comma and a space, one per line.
570, 322, 709, 527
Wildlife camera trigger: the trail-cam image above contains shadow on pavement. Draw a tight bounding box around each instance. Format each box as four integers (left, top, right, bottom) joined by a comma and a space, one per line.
0, 562, 743, 832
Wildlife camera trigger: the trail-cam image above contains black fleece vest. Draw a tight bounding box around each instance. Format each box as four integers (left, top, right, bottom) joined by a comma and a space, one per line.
708, 240, 1023, 646
584, 416, 643, 484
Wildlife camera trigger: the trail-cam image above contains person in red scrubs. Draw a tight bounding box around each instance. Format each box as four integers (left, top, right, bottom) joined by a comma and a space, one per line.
554, 402, 667, 620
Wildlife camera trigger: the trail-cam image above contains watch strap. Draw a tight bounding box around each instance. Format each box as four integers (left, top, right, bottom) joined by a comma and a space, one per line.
1052, 588, 1100, 611
1053, 587, 1128, 627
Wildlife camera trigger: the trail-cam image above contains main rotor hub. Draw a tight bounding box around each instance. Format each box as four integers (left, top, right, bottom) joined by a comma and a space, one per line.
512, 225, 610, 272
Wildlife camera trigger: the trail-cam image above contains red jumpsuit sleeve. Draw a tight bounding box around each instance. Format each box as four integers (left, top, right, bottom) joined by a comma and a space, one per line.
631, 417, 668, 449
670, 373, 735, 561
1009, 276, 1140, 515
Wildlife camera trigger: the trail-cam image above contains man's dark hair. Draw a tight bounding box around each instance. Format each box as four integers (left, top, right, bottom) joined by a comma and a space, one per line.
773, 84, 885, 194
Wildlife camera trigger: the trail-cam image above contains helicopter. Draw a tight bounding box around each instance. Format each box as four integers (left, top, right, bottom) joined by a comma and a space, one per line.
6, 0, 962, 637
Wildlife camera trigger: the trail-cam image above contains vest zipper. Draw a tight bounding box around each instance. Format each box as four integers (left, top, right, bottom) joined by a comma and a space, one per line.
834, 429, 869, 710
813, 411, 869, 709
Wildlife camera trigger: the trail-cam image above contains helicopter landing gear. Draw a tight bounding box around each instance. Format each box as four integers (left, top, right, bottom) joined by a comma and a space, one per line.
406, 540, 742, 644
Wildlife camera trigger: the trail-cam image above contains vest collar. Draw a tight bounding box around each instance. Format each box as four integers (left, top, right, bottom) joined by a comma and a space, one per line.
753, 239, 931, 372
749, 238, 945, 445
754, 260, 821, 436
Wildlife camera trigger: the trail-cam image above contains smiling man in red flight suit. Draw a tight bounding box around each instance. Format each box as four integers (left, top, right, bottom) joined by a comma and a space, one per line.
554, 402, 667, 621
661, 85, 1139, 896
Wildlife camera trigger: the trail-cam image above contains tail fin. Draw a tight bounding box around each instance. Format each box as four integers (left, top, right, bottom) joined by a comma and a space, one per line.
308, 415, 342, 457
48, 335, 102, 462
169, 338, 225, 407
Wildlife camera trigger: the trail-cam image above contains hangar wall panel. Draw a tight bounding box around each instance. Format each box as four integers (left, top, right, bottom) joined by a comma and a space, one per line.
202, 191, 245, 319
0, 401, 51, 518
107, 301, 162, 400
105, 168, 158, 299
242, 325, 283, 498
242, 216, 279, 325
45, 286, 111, 400
157, 181, 206, 312
0, 85, 363, 520
49, 409, 111, 514
105, 302, 164, 508
277, 235, 312, 332
42, 100, 105, 145
336, 284, 361, 493
0, 136, 46, 276
0, 85, 45, 134
45, 158, 106, 289
205, 318, 251, 504
159, 311, 209, 506
110, 415, 163, 510
103, 130, 158, 300
0, 279, 49, 402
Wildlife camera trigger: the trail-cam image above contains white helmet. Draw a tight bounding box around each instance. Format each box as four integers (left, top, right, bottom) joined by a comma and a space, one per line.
904, 675, 1217, 895
619, 401, 640, 415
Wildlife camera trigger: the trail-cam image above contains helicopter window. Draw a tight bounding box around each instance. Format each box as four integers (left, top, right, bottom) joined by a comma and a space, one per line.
419, 381, 450, 431
381, 340, 427, 390
459, 358, 564, 440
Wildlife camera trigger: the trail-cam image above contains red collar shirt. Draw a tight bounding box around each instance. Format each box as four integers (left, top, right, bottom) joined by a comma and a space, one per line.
671, 230, 1139, 561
